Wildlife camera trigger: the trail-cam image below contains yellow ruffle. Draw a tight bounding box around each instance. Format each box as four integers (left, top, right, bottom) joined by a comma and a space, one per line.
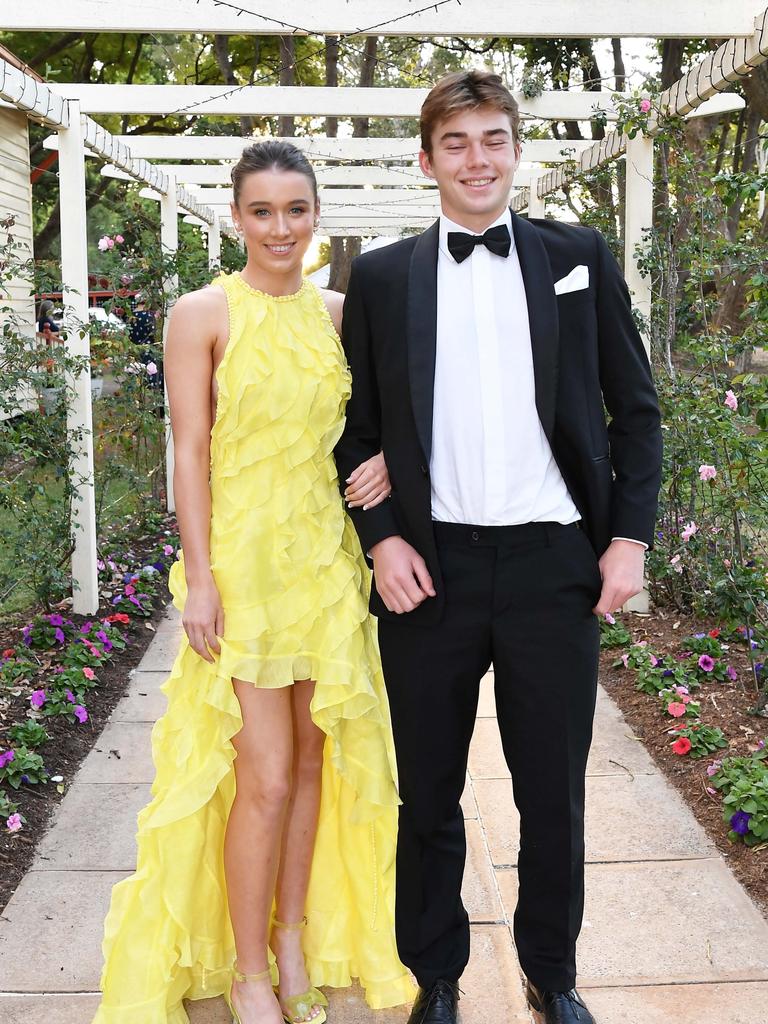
94, 274, 415, 1022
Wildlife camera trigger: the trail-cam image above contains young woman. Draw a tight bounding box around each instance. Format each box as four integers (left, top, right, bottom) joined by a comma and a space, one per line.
94, 141, 414, 1024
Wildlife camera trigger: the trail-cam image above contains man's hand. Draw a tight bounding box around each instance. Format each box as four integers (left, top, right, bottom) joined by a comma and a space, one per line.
370, 535, 436, 614
593, 539, 646, 617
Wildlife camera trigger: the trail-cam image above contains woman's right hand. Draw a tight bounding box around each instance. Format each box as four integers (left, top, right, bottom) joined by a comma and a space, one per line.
182, 575, 224, 663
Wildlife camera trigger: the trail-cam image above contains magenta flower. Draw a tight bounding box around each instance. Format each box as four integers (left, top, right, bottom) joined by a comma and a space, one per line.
80, 622, 93, 634
73, 705, 89, 723
0, 749, 15, 768
726, 665, 738, 682
698, 464, 717, 482
29, 689, 46, 708
65, 689, 76, 703
603, 612, 616, 625
681, 521, 698, 542
54, 627, 65, 644
724, 390, 738, 411
48, 613, 64, 626
6, 813, 22, 833
639, 98, 651, 113
698, 655, 715, 672
163, 544, 174, 556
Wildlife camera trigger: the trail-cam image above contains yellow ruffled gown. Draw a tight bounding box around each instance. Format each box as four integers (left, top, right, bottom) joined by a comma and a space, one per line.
94, 272, 415, 1023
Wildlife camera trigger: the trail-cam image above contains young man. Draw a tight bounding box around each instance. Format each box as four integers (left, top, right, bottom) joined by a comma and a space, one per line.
336, 71, 662, 1024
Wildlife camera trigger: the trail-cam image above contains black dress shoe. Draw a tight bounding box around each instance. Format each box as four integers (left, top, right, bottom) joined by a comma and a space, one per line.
526, 981, 596, 1024
407, 979, 460, 1024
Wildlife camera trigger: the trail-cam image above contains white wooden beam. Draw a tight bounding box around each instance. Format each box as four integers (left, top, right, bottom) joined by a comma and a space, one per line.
5, 0, 760, 37
0, 56, 69, 128
58, 100, 98, 614
48, 135, 595, 163
624, 135, 654, 356
160, 174, 178, 515
51, 84, 630, 121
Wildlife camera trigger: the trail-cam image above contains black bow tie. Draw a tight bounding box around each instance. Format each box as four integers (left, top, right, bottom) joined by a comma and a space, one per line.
446, 223, 511, 263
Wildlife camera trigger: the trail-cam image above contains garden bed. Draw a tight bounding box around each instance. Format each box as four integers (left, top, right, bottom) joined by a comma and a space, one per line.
0, 517, 177, 911
601, 608, 768, 918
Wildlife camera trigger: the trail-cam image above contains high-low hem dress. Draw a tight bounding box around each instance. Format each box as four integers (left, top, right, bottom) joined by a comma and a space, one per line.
93, 272, 415, 1023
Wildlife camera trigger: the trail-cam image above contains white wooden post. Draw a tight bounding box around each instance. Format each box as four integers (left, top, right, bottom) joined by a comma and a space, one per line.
624, 134, 654, 359
58, 100, 99, 614
527, 173, 545, 218
160, 174, 178, 513
208, 213, 221, 271
624, 133, 654, 615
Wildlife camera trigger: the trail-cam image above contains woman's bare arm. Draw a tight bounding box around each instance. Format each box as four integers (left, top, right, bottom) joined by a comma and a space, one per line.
164, 287, 228, 662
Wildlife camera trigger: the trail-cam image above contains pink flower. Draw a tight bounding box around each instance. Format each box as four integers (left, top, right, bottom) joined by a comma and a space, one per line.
681, 521, 698, 542
699, 464, 717, 482
163, 544, 174, 556
115, 234, 124, 244
698, 654, 715, 672
146, 362, 158, 376
674, 685, 689, 696
0, 750, 14, 768
706, 786, 717, 796
669, 553, 683, 573
73, 705, 89, 723
726, 665, 738, 682
124, 584, 136, 596
29, 689, 46, 708
667, 702, 687, 717
639, 98, 651, 113
621, 653, 629, 668
603, 612, 616, 625
706, 760, 722, 777
97, 236, 111, 251
82, 667, 95, 680
724, 390, 738, 411
650, 654, 659, 667
6, 813, 22, 833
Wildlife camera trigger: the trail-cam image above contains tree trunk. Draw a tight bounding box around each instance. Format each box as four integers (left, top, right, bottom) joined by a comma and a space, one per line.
278, 36, 295, 137
213, 35, 254, 136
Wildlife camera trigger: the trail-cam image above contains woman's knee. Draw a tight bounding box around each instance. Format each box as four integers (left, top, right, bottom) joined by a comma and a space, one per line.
236, 766, 293, 813
294, 731, 325, 782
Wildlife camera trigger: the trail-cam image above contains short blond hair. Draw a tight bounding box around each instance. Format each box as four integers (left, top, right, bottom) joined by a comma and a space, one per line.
420, 70, 520, 155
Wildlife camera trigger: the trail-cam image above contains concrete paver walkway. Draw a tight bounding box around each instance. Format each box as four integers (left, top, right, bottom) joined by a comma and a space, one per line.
2, 604, 768, 1023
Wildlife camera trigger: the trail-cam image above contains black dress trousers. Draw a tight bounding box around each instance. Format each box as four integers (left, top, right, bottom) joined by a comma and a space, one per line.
376, 520, 601, 992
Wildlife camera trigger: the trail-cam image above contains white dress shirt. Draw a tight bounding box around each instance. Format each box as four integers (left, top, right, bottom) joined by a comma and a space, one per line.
430, 209, 581, 527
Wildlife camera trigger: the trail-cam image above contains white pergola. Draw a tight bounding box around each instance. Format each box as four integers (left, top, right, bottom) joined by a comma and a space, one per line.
3, 1, 768, 614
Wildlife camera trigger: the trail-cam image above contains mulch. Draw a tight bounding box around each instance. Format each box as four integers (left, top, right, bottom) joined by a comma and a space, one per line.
0, 579, 173, 912
600, 608, 768, 919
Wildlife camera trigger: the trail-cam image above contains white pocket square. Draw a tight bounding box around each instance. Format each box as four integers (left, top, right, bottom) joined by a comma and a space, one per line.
554, 265, 589, 295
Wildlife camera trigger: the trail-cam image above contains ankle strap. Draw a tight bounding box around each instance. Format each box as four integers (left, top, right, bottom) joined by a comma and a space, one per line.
232, 960, 272, 983
272, 915, 308, 931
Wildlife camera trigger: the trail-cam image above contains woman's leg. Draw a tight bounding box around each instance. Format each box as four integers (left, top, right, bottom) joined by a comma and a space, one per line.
272, 679, 326, 1021
225, 680, 293, 1024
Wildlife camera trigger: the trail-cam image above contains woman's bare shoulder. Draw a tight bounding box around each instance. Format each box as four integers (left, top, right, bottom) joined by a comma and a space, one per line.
319, 288, 345, 335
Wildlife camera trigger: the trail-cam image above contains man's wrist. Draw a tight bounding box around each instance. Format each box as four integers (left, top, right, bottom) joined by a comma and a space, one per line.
611, 536, 648, 551
369, 534, 403, 558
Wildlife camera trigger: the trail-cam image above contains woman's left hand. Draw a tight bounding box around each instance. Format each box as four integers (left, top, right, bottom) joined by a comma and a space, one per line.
345, 451, 392, 509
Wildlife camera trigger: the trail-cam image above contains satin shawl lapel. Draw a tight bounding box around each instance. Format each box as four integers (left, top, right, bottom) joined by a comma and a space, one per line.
406, 219, 440, 464
511, 210, 559, 443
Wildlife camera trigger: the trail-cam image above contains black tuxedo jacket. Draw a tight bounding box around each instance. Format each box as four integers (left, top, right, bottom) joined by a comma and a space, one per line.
335, 210, 663, 624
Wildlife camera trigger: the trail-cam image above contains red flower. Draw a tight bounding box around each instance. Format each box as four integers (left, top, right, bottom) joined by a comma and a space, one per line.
672, 737, 692, 755
708, 628, 720, 638
2, 648, 15, 658
106, 613, 130, 624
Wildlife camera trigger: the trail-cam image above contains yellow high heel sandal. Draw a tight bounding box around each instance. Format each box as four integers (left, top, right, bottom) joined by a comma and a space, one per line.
272, 917, 328, 1024
227, 962, 272, 1024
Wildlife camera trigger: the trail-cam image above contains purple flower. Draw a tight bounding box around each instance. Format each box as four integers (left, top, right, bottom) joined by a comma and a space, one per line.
152, 561, 165, 571
54, 627, 65, 644
95, 630, 108, 644
103, 639, 113, 653
20, 774, 29, 784
29, 689, 46, 708
756, 663, 765, 676
693, 632, 706, 639
698, 655, 715, 672
706, 760, 721, 777
65, 689, 76, 703
730, 810, 752, 836
0, 750, 15, 768
48, 614, 64, 627
54, 665, 64, 673
663, 669, 674, 677
726, 665, 738, 682
80, 622, 93, 634
22, 625, 32, 646
73, 705, 88, 723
